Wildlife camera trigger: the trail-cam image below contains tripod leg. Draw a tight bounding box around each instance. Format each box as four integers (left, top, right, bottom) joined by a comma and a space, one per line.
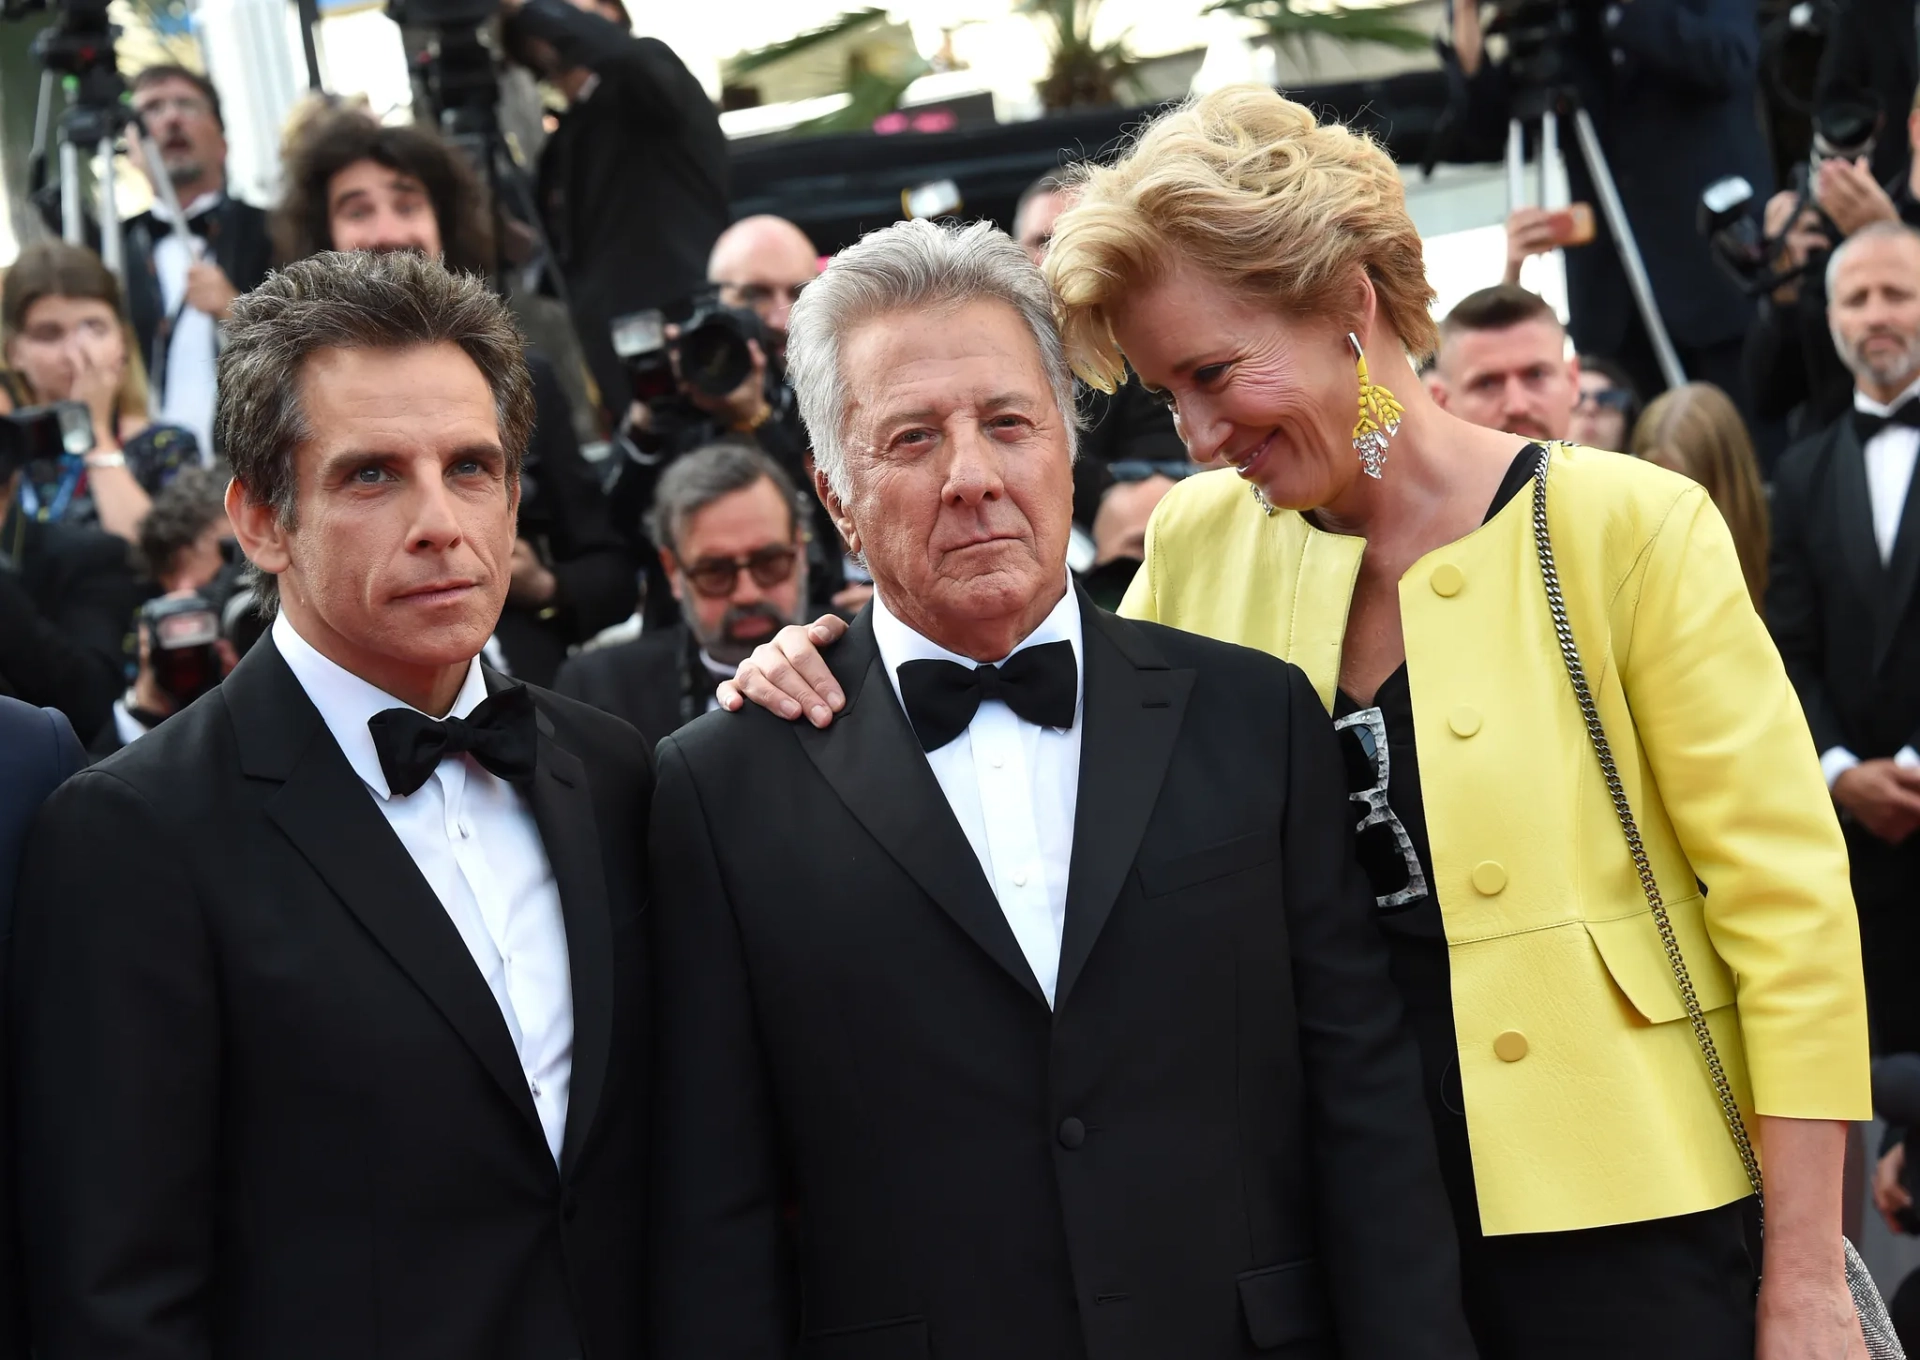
1506, 118, 1527, 212
59, 140, 83, 248
1569, 105, 1687, 391
97, 137, 123, 281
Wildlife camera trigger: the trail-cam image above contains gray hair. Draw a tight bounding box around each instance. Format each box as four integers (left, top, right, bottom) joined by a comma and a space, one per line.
217, 250, 534, 615
1825, 220, 1920, 304
785, 217, 1078, 503
645, 441, 805, 555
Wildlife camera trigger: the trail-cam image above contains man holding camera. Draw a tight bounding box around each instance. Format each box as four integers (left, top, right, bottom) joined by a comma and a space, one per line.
125, 65, 272, 458
502, 0, 729, 426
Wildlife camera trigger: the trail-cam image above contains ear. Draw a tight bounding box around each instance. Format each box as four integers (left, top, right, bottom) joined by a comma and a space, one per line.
1349, 269, 1382, 355
225, 476, 292, 583
1427, 372, 1451, 410
659, 546, 685, 602
814, 463, 860, 560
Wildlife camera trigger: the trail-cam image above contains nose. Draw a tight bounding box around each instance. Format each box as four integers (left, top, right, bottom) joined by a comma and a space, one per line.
943, 424, 1007, 506
767, 296, 793, 336
1178, 396, 1230, 466
730, 567, 766, 607
407, 472, 464, 551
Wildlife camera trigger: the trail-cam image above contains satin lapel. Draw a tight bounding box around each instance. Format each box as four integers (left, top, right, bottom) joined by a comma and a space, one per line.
1876, 446, 1920, 673
1833, 421, 1886, 616
500, 675, 615, 1176
1054, 599, 1194, 1011
256, 659, 544, 1143
797, 612, 1048, 1008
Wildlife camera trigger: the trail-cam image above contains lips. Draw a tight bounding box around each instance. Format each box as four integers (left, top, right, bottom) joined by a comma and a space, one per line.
1224, 431, 1274, 481
395, 580, 477, 606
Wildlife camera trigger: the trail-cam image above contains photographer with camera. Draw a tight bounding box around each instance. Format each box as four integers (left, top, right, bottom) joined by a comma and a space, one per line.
1453, 0, 1771, 408
1814, 0, 1917, 194
500, 0, 729, 426
0, 407, 142, 747
273, 109, 638, 685
124, 65, 273, 459
1743, 87, 1920, 436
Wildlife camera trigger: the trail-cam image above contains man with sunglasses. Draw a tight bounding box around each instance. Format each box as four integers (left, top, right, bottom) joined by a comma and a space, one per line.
557, 443, 808, 743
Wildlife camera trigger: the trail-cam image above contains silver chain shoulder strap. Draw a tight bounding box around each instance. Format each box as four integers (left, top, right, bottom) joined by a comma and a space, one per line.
1527, 444, 1904, 1357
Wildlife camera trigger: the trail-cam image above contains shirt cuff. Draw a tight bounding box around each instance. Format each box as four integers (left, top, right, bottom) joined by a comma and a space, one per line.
1821, 746, 1862, 789
1897, 747, 1920, 771
111, 698, 150, 749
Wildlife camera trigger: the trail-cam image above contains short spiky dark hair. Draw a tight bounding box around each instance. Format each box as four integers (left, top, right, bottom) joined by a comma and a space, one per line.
131, 64, 224, 130
218, 251, 534, 614
273, 110, 495, 276
1440, 283, 1561, 339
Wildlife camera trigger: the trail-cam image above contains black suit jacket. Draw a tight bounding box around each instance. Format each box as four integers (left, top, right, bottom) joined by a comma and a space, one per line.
647, 596, 1472, 1360
0, 700, 83, 1360
12, 638, 652, 1359
124, 195, 273, 415
0, 510, 139, 746
553, 623, 695, 747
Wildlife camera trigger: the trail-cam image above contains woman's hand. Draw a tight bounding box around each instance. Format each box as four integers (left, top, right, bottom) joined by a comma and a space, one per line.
65, 338, 123, 450
715, 614, 849, 726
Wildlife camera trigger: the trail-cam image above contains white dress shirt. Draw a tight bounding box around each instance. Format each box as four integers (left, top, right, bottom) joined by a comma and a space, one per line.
150, 190, 223, 460
1821, 374, 1920, 788
870, 583, 1083, 1007
273, 613, 575, 1161
697, 648, 735, 715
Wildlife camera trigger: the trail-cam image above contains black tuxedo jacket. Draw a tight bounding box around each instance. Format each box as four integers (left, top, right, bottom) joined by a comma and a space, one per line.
1769, 413, 1920, 762
647, 596, 1472, 1360
11, 637, 652, 1359
553, 623, 698, 747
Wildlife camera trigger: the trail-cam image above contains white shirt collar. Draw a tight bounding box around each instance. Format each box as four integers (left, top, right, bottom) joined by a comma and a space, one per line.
1856, 372, 1920, 418
696, 648, 737, 683
870, 576, 1084, 722
272, 612, 491, 802
152, 188, 225, 226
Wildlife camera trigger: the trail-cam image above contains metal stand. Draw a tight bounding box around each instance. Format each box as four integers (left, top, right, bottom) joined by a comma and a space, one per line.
1507, 90, 1687, 392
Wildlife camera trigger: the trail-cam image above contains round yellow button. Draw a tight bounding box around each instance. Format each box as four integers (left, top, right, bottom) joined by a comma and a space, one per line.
1448, 705, 1483, 738
1494, 1030, 1529, 1063
1472, 861, 1508, 895
1431, 563, 1465, 597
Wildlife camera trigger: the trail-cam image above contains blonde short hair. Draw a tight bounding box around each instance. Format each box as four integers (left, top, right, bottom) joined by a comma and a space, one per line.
1046, 84, 1437, 392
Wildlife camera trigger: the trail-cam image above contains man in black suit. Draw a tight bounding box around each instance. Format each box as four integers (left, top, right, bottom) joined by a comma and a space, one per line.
125, 66, 273, 459
1770, 220, 1920, 1053
647, 220, 1473, 1360
12, 251, 652, 1359
555, 442, 809, 743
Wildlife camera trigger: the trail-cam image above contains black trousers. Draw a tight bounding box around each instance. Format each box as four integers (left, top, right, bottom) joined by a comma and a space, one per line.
1846, 826, 1920, 1056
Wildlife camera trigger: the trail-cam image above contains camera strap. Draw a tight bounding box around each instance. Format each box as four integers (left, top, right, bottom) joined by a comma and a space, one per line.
16, 454, 86, 524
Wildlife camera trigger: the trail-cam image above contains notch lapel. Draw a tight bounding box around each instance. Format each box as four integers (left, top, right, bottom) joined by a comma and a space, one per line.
1053, 598, 1194, 1010
1832, 422, 1885, 614
236, 646, 546, 1147
510, 682, 614, 1178
1876, 442, 1920, 673
798, 612, 1049, 1008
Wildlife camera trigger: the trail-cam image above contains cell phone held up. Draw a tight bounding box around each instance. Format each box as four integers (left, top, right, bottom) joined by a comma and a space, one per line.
1546, 203, 1596, 249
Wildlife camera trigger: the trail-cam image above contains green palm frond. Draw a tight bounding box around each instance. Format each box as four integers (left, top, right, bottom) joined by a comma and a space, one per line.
795, 57, 931, 133
725, 7, 890, 80
1206, 0, 1432, 67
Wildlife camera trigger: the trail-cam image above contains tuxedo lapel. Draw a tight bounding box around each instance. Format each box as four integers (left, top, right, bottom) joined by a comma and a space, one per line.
508, 679, 614, 1177
1054, 599, 1194, 1010
797, 612, 1049, 1008
1832, 421, 1885, 612
1877, 445, 1920, 673
228, 643, 548, 1146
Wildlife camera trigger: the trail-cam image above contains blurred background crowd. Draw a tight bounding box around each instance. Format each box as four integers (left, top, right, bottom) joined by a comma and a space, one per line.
2, 0, 1920, 1332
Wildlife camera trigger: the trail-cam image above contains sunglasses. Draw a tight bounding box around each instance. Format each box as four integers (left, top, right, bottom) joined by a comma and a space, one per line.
682, 544, 800, 599
1576, 388, 1634, 413
1332, 706, 1430, 910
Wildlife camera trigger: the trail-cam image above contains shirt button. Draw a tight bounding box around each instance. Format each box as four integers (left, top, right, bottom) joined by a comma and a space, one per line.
529, 1078, 542, 1097
1058, 1117, 1086, 1149
1472, 861, 1508, 895
1494, 1031, 1530, 1062
458, 823, 472, 839
1012, 870, 1029, 888
1431, 563, 1465, 597
1449, 705, 1482, 738
990, 753, 1005, 769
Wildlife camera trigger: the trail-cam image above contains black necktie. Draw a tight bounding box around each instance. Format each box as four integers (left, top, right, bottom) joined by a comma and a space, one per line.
1854, 399, 1920, 442
896, 640, 1078, 754
367, 684, 538, 797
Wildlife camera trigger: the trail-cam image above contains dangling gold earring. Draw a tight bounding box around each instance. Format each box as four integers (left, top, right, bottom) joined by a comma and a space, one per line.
1349, 332, 1403, 479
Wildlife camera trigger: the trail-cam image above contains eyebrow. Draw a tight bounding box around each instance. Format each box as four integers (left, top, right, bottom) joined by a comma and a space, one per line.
318, 443, 504, 479
876, 393, 1035, 426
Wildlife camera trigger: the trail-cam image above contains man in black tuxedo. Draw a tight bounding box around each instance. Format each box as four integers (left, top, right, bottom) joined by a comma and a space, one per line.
555, 442, 810, 743
647, 220, 1472, 1360
1770, 220, 1920, 1053
12, 251, 651, 1359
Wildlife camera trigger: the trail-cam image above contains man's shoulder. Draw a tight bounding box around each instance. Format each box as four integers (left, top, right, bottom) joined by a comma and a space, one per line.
1773, 418, 1847, 490
525, 677, 655, 774
1092, 601, 1298, 682
65, 685, 239, 812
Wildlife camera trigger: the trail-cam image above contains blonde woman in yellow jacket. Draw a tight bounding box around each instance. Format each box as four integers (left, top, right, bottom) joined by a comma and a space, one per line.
723, 87, 1872, 1360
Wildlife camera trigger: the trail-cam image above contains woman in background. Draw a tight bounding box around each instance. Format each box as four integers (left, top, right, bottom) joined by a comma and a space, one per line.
1632, 382, 1771, 607
1571, 354, 1641, 452
1, 240, 198, 540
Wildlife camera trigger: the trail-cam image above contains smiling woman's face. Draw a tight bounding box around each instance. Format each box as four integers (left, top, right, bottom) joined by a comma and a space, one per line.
1109, 259, 1362, 513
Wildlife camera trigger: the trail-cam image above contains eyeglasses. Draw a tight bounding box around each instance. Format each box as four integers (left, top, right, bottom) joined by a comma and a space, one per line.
1331, 706, 1430, 910
134, 94, 214, 122
1576, 387, 1634, 414
723, 282, 808, 312
682, 544, 800, 598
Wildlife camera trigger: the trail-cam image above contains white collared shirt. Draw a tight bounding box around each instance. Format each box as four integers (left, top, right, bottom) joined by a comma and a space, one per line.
697, 647, 735, 716
149, 189, 223, 460
1860, 373, 1920, 566
273, 613, 574, 1162
870, 583, 1084, 1007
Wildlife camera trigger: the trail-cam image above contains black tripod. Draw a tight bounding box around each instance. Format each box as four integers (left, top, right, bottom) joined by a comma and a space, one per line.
1505, 81, 1687, 392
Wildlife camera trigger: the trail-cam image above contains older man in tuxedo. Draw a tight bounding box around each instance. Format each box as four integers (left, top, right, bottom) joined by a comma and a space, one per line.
647, 219, 1472, 1360
13, 251, 652, 1359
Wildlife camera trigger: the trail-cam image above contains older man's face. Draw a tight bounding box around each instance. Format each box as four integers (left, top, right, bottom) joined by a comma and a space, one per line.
828, 299, 1073, 656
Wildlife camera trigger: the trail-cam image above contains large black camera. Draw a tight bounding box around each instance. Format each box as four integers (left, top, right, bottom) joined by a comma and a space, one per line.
138, 554, 261, 712
0, 401, 93, 482
611, 295, 765, 406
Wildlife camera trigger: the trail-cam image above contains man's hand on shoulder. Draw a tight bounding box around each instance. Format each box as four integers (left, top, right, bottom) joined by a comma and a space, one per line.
716, 615, 847, 727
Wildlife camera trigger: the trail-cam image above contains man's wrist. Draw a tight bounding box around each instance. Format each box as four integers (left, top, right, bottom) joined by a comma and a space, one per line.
1821, 746, 1861, 790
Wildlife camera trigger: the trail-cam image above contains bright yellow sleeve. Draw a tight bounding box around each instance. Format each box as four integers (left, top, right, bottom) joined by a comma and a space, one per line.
1620, 486, 1870, 1119
1117, 495, 1165, 623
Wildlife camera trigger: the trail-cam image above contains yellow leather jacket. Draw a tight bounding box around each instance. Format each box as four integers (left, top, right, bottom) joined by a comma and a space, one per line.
1121, 443, 1870, 1236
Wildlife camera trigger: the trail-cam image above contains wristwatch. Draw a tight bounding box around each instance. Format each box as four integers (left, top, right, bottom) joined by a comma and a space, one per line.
84, 451, 127, 470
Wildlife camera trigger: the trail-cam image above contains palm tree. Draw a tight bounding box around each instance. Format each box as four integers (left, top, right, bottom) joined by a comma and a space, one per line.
1205, 0, 1431, 73
1017, 0, 1142, 112
724, 8, 929, 135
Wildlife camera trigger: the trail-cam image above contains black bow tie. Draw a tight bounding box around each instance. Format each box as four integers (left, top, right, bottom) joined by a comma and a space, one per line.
1855, 399, 1920, 442
367, 684, 538, 797
896, 640, 1078, 754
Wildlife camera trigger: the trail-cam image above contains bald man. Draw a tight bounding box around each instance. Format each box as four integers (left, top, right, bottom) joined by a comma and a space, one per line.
708, 216, 820, 361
